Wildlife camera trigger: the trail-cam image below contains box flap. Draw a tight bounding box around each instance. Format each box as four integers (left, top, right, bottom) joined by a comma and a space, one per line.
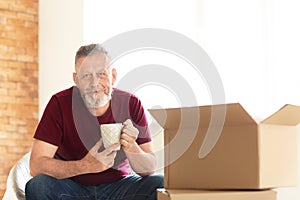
148, 103, 256, 130
148, 106, 201, 129
223, 103, 257, 126
262, 104, 300, 125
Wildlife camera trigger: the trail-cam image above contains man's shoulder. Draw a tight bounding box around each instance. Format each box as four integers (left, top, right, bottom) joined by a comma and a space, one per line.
112, 88, 138, 100
112, 88, 142, 108
53, 86, 74, 98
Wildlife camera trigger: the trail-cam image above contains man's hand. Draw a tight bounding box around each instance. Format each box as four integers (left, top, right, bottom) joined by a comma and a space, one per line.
29, 139, 120, 179
81, 139, 119, 173
120, 119, 139, 151
119, 119, 157, 176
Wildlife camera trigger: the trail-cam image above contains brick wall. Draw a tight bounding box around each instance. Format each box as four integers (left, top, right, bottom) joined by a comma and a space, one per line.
0, 0, 38, 198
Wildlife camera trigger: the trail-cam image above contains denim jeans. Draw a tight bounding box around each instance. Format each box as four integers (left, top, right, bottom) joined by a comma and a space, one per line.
25, 174, 164, 200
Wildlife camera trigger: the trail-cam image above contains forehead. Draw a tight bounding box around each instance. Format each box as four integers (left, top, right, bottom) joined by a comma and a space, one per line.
76, 53, 109, 73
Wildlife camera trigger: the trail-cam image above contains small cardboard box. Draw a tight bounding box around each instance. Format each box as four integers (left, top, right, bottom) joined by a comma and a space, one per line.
149, 103, 299, 189
157, 188, 277, 200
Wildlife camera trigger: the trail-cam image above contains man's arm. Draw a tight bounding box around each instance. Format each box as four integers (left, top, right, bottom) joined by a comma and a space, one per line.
120, 120, 157, 176
123, 141, 157, 176
30, 139, 119, 179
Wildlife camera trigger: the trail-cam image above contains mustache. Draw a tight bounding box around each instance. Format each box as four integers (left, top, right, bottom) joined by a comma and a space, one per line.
84, 88, 105, 94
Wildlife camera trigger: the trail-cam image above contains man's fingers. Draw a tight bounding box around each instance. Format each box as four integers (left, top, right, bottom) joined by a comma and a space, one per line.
107, 150, 117, 158
122, 126, 138, 138
104, 143, 120, 154
122, 119, 132, 126
121, 133, 135, 142
110, 143, 121, 151
90, 139, 103, 153
98, 152, 116, 168
120, 138, 129, 147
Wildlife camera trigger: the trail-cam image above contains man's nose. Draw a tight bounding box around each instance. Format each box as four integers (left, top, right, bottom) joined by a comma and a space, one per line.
91, 75, 100, 86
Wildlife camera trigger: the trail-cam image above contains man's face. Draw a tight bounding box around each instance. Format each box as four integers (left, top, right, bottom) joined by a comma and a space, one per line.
73, 53, 116, 109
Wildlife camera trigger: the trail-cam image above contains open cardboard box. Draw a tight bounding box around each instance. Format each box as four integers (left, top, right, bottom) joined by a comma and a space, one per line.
149, 103, 299, 189
157, 188, 277, 200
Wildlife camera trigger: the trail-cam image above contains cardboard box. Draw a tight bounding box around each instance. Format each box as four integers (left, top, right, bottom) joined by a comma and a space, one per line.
157, 188, 277, 200
149, 103, 299, 189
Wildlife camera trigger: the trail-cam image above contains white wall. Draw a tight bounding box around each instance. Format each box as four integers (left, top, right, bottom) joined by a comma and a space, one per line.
39, 0, 84, 116
198, 0, 300, 118
83, 0, 202, 107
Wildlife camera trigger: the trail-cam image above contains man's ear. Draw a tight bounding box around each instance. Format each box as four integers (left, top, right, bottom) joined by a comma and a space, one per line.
111, 68, 117, 85
73, 72, 79, 85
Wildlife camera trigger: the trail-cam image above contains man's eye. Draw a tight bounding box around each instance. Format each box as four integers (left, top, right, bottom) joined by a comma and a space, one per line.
97, 72, 106, 77
82, 74, 92, 79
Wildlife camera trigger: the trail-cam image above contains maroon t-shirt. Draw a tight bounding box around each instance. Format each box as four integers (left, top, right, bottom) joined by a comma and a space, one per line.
34, 86, 151, 185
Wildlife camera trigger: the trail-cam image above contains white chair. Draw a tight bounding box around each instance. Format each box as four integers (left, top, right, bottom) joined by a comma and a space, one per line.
3, 152, 32, 200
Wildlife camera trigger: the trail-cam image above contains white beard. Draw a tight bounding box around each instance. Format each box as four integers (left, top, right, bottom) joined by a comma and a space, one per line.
82, 89, 112, 108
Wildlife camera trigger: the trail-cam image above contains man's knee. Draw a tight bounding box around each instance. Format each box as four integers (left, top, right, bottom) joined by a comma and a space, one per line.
25, 174, 56, 199
147, 174, 164, 188
26, 174, 55, 189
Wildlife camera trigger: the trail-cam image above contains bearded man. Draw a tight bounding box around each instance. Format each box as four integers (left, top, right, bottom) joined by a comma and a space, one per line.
25, 44, 163, 200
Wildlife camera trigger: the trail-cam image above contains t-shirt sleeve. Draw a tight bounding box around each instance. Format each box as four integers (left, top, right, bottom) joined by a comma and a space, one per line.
129, 96, 152, 145
34, 96, 63, 147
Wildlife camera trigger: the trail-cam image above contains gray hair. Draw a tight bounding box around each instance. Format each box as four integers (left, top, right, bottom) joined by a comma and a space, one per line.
75, 43, 110, 65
